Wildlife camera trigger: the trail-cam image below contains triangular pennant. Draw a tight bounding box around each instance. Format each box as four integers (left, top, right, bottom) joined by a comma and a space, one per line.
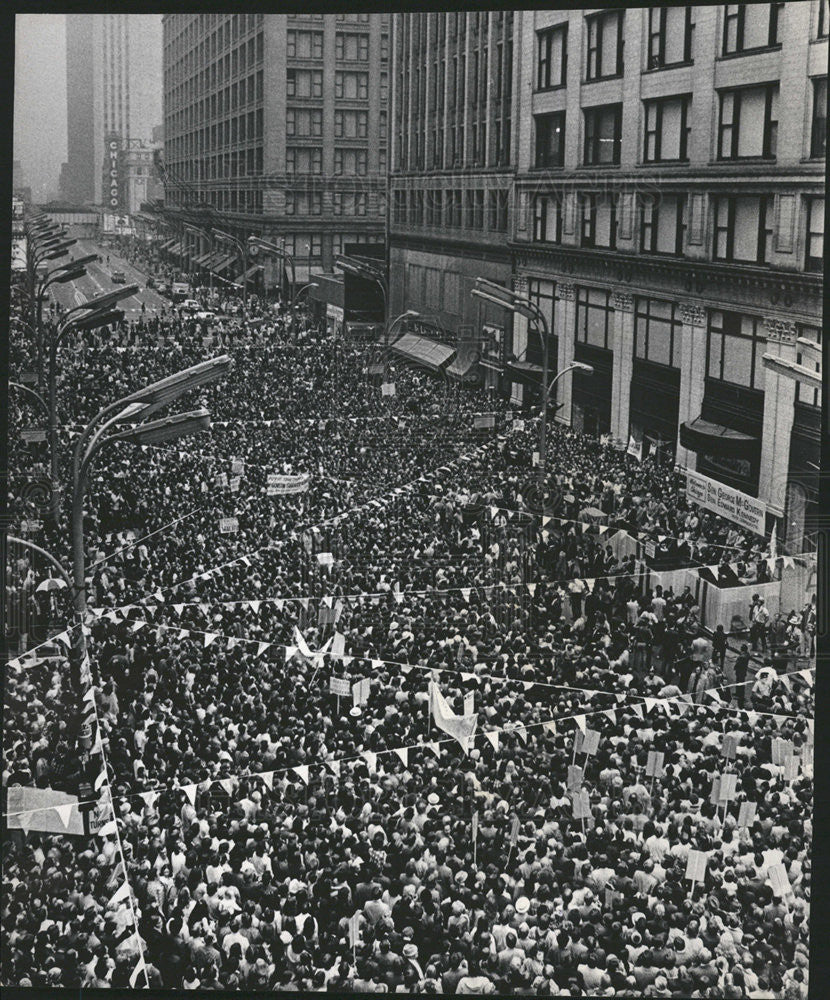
706, 689, 724, 703
631, 704, 644, 719
226, 637, 239, 651
574, 714, 587, 734
55, 803, 74, 829
260, 771, 274, 790
249, 600, 262, 615
178, 628, 190, 640
363, 751, 377, 773
394, 747, 409, 767
182, 784, 198, 805
140, 791, 158, 809
94, 768, 108, 791
130, 621, 146, 633
644, 697, 657, 714
256, 642, 271, 657
603, 709, 617, 723
293, 765, 310, 785
522, 681, 534, 691
799, 668, 814, 684
55, 631, 72, 647
515, 726, 528, 743
427, 741, 441, 757
203, 632, 219, 648
526, 583, 537, 596
284, 645, 298, 662
484, 731, 500, 752
326, 760, 341, 778
219, 778, 234, 796
108, 880, 131, 909
460, 588, 471, 603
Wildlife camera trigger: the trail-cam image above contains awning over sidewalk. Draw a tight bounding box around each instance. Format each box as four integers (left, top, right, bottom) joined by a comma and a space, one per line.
446, 353, 482, 381
505, 359, 544, 386
211, 253, 237, 275
194, 253, 213, 266
679, 417, 758, 458
391, 332, 455, 372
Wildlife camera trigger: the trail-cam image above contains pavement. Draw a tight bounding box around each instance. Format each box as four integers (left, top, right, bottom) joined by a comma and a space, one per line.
44, 234, 169, 320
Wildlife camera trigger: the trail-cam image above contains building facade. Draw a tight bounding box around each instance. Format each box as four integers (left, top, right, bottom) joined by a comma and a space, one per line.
161, 13, 389, 282
388, 12, 518, 366
63, 14, 163, 206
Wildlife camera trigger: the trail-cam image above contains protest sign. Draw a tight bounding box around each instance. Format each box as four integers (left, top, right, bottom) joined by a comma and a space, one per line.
229, 477, 241, 493
464, 691, 475, 716
567, 764, 584, 791
685, 850, 708, 885
219, 517, 239, 534
330, 677, 351, 698
721, 734, 738, 760
737, 801, 757, 828
767, 862, 793, 900
645, 750, 665, 778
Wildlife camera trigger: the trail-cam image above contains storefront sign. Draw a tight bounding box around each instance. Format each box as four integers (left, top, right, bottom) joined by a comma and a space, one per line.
686, 470, 766, 535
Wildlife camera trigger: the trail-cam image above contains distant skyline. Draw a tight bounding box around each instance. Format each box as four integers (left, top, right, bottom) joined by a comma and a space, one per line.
14, 14, 67, 199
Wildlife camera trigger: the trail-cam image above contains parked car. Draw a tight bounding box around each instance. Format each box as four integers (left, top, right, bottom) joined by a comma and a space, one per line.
180, 299, 202, 314
111, 270, 126, 284
195, 310, 216, 323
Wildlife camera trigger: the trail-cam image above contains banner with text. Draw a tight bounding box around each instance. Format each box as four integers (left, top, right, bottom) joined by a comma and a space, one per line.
686, 470, 766, 536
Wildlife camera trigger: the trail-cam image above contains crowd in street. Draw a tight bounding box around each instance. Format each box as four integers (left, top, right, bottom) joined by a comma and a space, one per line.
3, 240, 814, 994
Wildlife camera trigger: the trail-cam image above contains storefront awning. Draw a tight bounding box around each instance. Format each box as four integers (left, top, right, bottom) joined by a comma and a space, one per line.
505, 359, 545, 386
446, 353, 482, 381
159, 238, 176, 251
211, 253, 237, 275
391, 332, 455, 372
679, 417, 758, 458
194, 253, 213, 266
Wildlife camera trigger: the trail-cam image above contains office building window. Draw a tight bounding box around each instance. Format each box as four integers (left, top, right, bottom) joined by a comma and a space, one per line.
723, 3, 784, 55
718, 84, 778, 159
286, 30, 323, 59
335, 32, 369, 61
713, 195, 774, 264
641, 194, 686, 256
586, 10, 624, 80
534, 111, 566, 168
334, 110, 368, 138
575, 287, 614, 349
647, 6, 693, 69
533, 194, 563, 243
634, 297, 681, 367
643, 95, 691, 162
820, 0, 830, 38
335, 71, 369, 100
537, 23, 568, 89
580, 193, 618, 249
393, 189, 406, 224
811, 77, 827, 158
285, 147, 322, 175
333, 147, 368, 176
286, 68, 323, 98
795, 325, 821, 407
707, 311, 766, 389
286, 108, 322, 138
380, 73, 389, 102
583, 104, 622, 165
805, 196, 825, 271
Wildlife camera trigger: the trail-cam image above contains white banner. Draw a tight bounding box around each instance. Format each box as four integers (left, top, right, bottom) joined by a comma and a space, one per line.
266, 473, 311, 495
686, 470, 766, 535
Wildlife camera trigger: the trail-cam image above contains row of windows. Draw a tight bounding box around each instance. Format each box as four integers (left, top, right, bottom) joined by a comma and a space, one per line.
165, 145, 264, 181
284, 146, 387, 175
166, 32, 264, 95
534, 3, 825, 92
166, 108, 265, 156
532, 79, 825, 169
526, 286, 820, 402
531, 191, 824, 272
284, 191, 370, 216
166, 70, 264, 134
392, 187, 509, 232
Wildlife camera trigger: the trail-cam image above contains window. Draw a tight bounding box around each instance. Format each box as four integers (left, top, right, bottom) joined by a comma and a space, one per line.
334, 110, 368, 138
286, 108, 322, 137
286, 69, 323, 99
641, 194, 686, 256
583, 104, 622, 165
335, 71, 369, 100
713, 195, 774, 264
707, 311, 766, 389
811, 77, 827, 158
634, 297, 681, 367
723, 3, 784, 55
336, 32, 369, 61
647, 6, 693, 69
718, 84, 778, 159
287, 30, 323, 59
643, 96, 691, 162
537, 23, 568, 89
393, 189, 406, 224
534, 111, 566, 168
333, 148, 368, 175
796, 325, 821, 407
575, 287, 614, 349
489, 189, 509, 232
820, 0, 830, 38
805, 196, 825, 271
286, 147, 322, 175
586, 10, 624, 81
533, 194, 563, 243
581, 193, 618, 249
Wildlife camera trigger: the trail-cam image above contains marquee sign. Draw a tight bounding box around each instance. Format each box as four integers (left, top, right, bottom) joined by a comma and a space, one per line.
104, 134, 124, 212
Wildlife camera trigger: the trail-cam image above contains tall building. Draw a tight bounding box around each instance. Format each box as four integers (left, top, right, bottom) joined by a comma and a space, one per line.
390, 3, 826, 550
63, 14, 163, 206
161, 13, 389, 281
388, 12, 518, 372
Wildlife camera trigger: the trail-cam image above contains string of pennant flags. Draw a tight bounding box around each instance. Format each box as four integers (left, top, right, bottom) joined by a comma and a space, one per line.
5, 662, 813, 826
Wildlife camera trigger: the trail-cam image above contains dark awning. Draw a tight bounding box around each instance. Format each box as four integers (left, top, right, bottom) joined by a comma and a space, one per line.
194, 253, 213, 266
243, 264, 263, 279
505, 359, 545, 386
679, 417, 758, 458
159, 238, 176, 250
391, 332, 455, 371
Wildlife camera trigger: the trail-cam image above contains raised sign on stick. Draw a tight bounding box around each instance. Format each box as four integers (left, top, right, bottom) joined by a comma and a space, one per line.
737, 801, 757, 829
685, 850, 708, 896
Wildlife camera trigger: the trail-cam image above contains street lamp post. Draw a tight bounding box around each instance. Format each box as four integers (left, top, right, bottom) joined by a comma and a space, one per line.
248, 237, 298, 338
471, 277, 592, 496
214, 229, 248, 320
184, 223, 214, 300
334, 254, 389, 371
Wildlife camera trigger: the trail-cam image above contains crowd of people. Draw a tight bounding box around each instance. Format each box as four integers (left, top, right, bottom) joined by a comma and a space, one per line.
3, 232, 815, 994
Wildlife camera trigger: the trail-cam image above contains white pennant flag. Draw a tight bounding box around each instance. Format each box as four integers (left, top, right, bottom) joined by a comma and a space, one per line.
603, 709, 617, 723
293, 765, 310, 785
394, 747, 409, 767
522, 681, 534, 691
574, 714, 587, 734
226, 637, 239, 651
219, 778, 234, 796
260, 771, 274, 790
94, 768, 107, 791
284, 646, 298, 662
55, 631, 72, 647
706, 689, 724, 703
256, 642, 271, 657
799, 669, 814, 684
203, 632, 219, 649
363, 751, 377, 773
645, 697, 657, 714
484, 731, 500, 752
427, 741, 441, 757
98, 819, 118, 838
182, 784, 198, 806
515, 726, 528, 743
130, 621, 146, 633
526, 583, 537, 596
178, 628, 189, 640
249, 601, 262, 615
129, 956, 147, 989
460, 588, 471, 603
55, 803, 74, 829
543, 721, 557, 734
140, 791, 158, 810
326, 760, 341, 778
108, 880, 131, 908
631, 704, 644, 719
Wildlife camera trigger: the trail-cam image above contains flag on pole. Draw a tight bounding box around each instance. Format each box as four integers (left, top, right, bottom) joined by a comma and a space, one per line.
429, 681, 478, 755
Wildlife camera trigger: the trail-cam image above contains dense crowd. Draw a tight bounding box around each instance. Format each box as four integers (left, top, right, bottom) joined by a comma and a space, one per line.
3, 237, 815, 994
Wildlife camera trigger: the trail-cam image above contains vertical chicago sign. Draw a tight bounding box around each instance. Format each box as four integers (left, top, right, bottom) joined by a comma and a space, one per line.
103, 133, 123, 211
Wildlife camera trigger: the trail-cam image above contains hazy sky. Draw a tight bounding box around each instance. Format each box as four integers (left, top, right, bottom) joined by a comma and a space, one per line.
14, 13, 68, 198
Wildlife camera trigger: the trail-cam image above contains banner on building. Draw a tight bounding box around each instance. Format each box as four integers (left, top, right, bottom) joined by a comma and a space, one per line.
685, 469, 766, 535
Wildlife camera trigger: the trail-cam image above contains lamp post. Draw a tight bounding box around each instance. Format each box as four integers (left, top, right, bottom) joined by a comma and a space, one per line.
184, 222, 214, 300
70, 356, 233, 655
46, 285, 140, 521
471, 277, 592, 494
214, 229, 249, 319
334, 253, 389, 369
248, 236, 297, 336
